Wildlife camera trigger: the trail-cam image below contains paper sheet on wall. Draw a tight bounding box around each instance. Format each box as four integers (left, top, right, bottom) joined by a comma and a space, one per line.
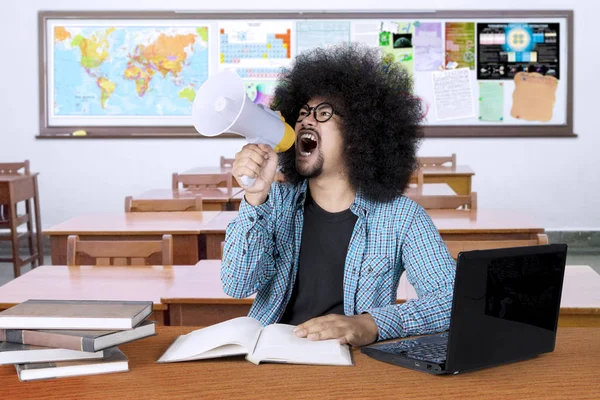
445, 22, 476, 70
432, 68, 475, 121
510, 72, 558, 122
414, 22, 443, 72
379, 21, 415, 76
478, 82, 504, 122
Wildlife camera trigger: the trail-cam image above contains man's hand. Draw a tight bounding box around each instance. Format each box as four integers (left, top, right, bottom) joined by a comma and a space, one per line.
232, 144, 278, 206
293, 314, 379, 347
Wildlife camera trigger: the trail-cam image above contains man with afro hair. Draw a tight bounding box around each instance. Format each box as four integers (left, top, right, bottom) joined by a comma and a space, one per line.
223, 44, 456, 347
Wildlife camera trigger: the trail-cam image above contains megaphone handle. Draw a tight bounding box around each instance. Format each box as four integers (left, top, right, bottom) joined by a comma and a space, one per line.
240, 175, 257, 187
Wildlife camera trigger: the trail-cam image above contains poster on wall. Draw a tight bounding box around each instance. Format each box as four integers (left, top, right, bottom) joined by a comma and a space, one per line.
49, 21, 210, 127
477, 23, 560, 80
379, 21, 415, 76
445, 22, 476, 70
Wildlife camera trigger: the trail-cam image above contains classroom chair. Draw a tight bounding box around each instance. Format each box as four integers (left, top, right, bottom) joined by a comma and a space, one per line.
66, 234, 173, 266
414, 192, 477, 210
409, 169, 424, 194
444, 234, 549, 260
220, 156, 235, 168
0, 160, 44, 277
172, 173, 233, 195
418, 153, 456, 168
124, 195, 203, 212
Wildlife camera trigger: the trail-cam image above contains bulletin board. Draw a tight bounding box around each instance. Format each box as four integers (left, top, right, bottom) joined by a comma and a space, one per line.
37, 10, 574, 138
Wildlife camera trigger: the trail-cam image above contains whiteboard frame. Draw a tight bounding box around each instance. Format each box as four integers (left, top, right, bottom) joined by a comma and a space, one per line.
37, 10, 575, 138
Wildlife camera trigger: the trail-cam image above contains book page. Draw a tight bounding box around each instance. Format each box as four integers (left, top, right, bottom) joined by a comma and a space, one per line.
247, 324, 352, 366
157, 317, 263, 362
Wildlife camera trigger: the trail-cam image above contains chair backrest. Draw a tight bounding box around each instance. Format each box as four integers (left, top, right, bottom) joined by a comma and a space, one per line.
414, 192, 477, 210
0, 160, 30, 175
66, 235, 173, 266
418, 153, 456, 168
408, 169, 424, 194
124, 196, 203, 212
444, 234, 549, 260
172, 173, 233, 194
220, 156, 235, 168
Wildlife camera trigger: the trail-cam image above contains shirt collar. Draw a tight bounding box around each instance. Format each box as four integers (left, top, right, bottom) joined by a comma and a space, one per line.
295, 180, 376, 217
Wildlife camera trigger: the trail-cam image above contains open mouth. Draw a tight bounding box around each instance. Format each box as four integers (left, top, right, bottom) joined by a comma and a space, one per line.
298, 131, 318, 157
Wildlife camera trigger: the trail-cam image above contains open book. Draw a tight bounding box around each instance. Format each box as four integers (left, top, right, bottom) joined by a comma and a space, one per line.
157, 317, 353, 366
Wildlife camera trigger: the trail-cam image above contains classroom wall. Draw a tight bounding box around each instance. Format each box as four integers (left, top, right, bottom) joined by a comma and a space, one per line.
1, 0, 598, 229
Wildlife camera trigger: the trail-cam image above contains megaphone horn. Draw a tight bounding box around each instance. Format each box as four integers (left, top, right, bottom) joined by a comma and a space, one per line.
192, 70, 295, 187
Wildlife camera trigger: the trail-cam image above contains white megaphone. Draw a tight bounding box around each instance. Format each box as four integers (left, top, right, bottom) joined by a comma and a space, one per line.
192, 70, 296, 187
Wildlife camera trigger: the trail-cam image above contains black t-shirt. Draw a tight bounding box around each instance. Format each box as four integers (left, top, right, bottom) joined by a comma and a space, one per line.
279, 190, 358, 325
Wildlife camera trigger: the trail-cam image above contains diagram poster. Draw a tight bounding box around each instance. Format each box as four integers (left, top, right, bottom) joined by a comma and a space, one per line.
477, 23, 560, 80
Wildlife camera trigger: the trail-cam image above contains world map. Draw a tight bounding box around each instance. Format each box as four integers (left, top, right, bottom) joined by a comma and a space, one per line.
52, 26, 209, 118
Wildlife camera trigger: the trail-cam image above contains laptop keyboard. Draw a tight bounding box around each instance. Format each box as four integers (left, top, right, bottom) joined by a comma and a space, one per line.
373, 334, 448, 364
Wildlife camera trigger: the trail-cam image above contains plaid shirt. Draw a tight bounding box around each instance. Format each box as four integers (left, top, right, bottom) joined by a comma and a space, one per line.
222, 180, 456, 341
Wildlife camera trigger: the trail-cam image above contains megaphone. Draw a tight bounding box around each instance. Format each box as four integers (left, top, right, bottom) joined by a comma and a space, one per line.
192, 70, 296, 187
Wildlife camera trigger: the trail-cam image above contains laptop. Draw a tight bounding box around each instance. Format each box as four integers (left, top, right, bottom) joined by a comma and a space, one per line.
361, 244, 568, 375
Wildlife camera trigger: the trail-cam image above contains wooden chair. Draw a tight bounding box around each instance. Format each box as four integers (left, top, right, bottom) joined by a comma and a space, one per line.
124, 196, 203, 212
414, 192, 477, 210
220, 156, 235, 168
66, 234, 173, 266
418, 153, 456, 168
0, 160, 43, 276
0, 161, 30, 221
408, 169, 424, 195
445, 234, 549, 260
172, 173, 233, 195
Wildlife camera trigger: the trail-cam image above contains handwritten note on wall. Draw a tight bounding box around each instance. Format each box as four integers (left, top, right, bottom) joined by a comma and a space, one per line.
432, 68, 475, 121
511, 72, 559, 122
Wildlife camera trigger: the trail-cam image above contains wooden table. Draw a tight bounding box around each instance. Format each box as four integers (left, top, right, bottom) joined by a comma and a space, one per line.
135, 188, 245, 211
0, 174, 44, 277
422, 165, 475, 195
164, 261, 600, 328
0, 265, 188, 325
1, 326, 597, 399
199, 209, 545, 247
44, 212, 221, 265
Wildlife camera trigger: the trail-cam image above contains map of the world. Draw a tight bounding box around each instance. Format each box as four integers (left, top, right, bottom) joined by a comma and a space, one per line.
52, 25, 209, 121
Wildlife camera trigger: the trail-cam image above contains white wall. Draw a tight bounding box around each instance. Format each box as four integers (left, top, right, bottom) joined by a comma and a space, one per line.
2, 0, 598, 229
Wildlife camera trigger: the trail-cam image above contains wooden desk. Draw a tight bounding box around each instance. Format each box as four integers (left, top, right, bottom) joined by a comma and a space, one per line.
422, 165, 475, 195
427, 209, 544, 242
0, 265, 190, 325
198, 211, 239, 259
44, 212, 221, 265
136, 188, 245, 211
1, 326, 597, 398
558, 265, 600, 327
164, 261, 599, 328
200, 209, 544, 248
0, 174, 44, 276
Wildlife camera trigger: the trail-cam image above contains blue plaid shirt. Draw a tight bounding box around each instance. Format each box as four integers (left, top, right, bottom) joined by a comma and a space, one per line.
222, 180, 456, 341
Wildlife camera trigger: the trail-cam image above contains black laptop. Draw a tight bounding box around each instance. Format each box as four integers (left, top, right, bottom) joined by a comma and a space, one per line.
361, 244, 568, 375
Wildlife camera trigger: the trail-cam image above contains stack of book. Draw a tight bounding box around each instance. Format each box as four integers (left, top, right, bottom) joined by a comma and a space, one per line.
0, 299, 156, 381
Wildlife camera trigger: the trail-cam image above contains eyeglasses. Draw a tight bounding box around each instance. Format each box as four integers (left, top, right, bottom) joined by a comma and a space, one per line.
297, 102, 343, 123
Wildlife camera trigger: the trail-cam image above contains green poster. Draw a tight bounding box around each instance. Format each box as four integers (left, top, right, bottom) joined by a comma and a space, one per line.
478, 81, 504, 121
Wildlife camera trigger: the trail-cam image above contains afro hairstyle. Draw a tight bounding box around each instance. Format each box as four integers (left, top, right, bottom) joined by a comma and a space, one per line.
272, 43, 424, 203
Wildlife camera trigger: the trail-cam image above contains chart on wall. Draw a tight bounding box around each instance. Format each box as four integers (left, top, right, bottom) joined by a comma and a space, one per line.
44, 14, 569, 132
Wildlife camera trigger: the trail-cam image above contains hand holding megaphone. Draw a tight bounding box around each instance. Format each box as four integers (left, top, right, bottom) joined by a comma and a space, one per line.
192, 70, 295, 190
232, 143, 278, 203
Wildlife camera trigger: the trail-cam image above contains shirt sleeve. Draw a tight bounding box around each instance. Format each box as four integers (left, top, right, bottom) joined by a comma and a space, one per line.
221, 187, 280, 299
367, 207, 456, 340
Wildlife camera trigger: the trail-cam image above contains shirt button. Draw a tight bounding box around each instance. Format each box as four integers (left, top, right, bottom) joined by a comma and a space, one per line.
249, 216, 255, 222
